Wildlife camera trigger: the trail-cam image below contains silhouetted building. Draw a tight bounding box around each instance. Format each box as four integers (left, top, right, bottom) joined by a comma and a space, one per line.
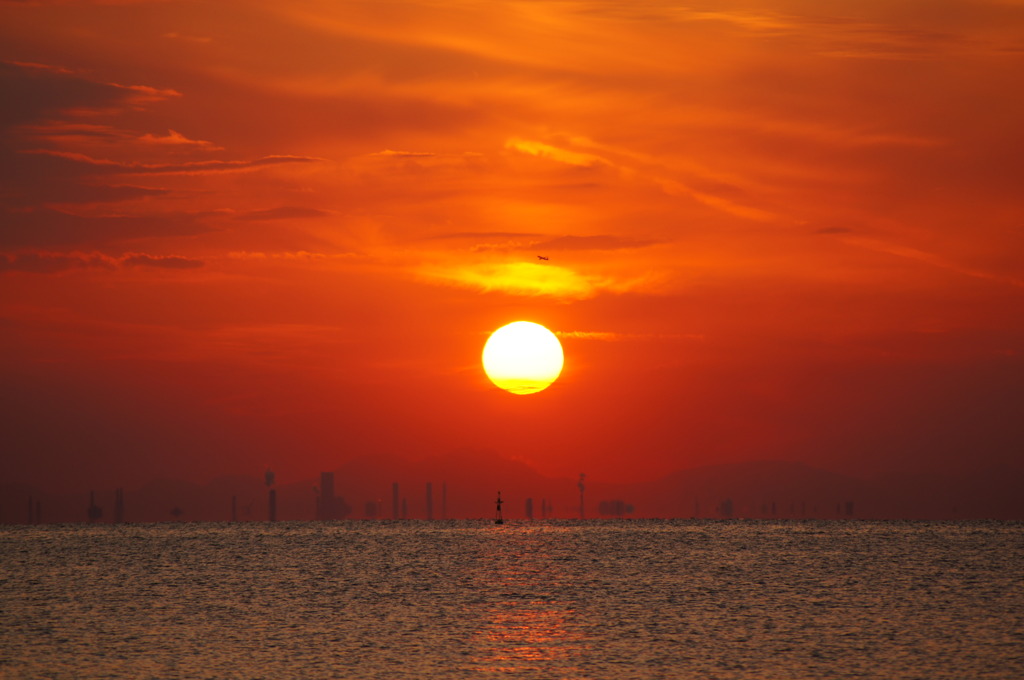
525, 497, 534, 520
87, 491, 102, 523
27, 497, 42, 525
316, 472, 351, 520
719, 498, 734, 518
598, 500, 634, 518
578, 474, 586, 519
266, 467, 277, 521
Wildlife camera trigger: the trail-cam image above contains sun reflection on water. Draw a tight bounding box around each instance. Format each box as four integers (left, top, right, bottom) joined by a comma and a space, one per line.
462, 523, 592, 678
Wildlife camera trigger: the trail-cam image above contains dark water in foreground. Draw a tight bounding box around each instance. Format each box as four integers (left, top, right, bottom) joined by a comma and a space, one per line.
1, 520, 1021, 679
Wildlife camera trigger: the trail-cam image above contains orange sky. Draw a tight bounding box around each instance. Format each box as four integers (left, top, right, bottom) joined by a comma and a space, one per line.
2, 0, 1023, 495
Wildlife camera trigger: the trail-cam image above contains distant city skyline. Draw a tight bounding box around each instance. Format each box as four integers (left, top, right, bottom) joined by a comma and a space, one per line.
3, 455, 1021, 524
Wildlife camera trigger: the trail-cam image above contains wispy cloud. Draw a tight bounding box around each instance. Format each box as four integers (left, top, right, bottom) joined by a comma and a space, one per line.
556, 330, 705, 342
0, 208, 213, 248
22, 149, 322, 175
234, 206, 331, 221
0, 251, 117, 274
138, 129, 222, 150
417, 260, 655, 300
505, 138, 605, 167
1, 250, 204, 274
424, 231, 544, 242
372, 149, 437, 158
122, 253, 204, 269
226, 250, 359, 262
537, 235, 658, 252
506, 135, 778, 222
845, 236, 1024, 289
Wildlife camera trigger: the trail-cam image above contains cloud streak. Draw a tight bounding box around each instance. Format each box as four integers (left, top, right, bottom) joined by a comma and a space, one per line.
22, 149, 322, 175
556, 330, 705, 342
0, 208, 214, 249
1, 251, 204, 274
845, 237, 1024, 289
138, 129, 223, 150
235, 206, 331, 221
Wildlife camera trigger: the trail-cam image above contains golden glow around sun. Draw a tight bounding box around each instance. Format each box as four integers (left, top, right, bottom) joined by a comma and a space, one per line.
482, 321, 564, 395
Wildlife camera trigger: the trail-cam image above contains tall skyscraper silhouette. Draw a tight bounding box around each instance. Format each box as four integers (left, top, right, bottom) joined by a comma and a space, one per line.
266, 468, 276, 521
87, 491, 102, 523
316, 472, 351, 520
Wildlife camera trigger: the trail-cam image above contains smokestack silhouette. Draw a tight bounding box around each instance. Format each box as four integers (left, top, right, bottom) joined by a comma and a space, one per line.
266, 468, 276, 521
578, 474, 586, 519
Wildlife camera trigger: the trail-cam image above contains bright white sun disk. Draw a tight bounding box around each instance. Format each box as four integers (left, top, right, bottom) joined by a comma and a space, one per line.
482, 321, 564, 395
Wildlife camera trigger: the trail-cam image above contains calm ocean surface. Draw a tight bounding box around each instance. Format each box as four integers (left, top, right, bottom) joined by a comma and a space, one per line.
1, 520, 1021, 679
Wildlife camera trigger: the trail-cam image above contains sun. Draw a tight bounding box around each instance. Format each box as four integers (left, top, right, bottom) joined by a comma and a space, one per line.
482, 321, 564, 395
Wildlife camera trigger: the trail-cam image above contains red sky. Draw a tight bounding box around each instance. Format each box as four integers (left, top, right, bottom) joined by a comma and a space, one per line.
2, 0, 1022, 496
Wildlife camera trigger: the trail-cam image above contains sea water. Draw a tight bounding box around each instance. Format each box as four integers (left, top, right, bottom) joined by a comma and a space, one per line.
1, 520, 1021, 679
